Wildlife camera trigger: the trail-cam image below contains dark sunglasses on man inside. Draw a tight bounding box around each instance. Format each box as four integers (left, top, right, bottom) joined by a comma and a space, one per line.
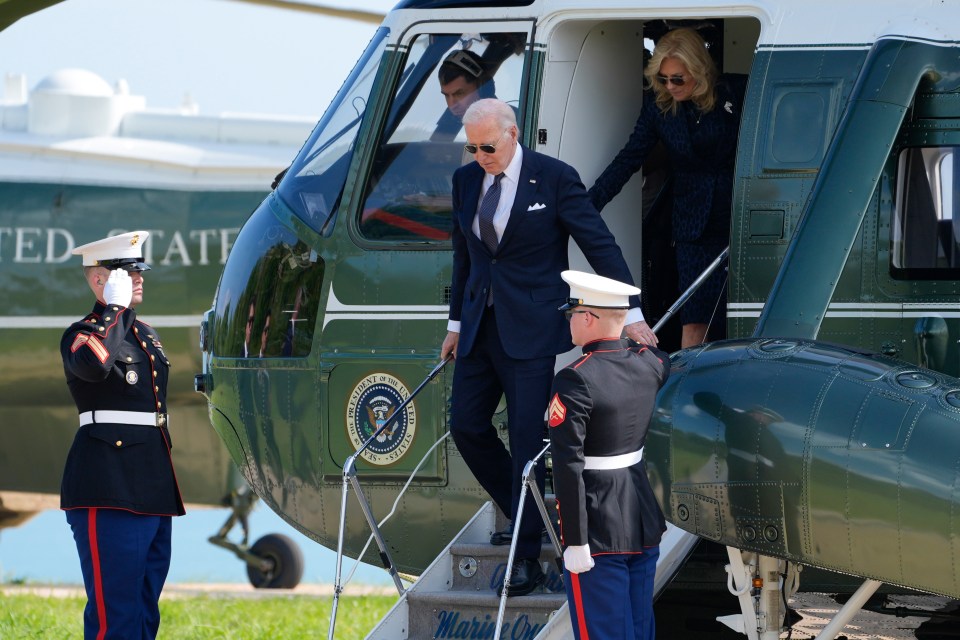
656, 74, 687, 87
464, 129, 509, 155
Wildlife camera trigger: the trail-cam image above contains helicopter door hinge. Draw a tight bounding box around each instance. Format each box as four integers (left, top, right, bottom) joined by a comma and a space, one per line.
538, 129, 547, 145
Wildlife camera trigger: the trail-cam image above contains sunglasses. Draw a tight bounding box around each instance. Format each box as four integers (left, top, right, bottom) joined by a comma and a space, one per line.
464, 129, 510, 155
564, 309, 600, 320
444, 50, 483, 79
656, 74, 687, 87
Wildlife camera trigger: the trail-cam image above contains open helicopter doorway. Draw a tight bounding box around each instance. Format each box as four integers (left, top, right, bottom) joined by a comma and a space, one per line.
541, 16, 759, 354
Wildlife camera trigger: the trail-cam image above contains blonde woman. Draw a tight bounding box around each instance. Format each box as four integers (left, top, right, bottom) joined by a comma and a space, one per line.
589, 27, 746, 349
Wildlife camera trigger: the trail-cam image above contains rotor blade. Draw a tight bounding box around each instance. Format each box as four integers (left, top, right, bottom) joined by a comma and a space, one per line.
0, 0, 65, 32
223, 0, 385, 23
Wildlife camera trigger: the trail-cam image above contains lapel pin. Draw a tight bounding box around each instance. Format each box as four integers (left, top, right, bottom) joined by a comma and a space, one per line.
529, 179, 537, 184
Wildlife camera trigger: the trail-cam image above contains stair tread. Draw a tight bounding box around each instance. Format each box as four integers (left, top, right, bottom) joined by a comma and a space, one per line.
451, 542, 560, 556
408, 589, 566, 608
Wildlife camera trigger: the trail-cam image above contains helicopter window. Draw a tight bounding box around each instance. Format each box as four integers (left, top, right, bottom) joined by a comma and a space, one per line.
212, 201, 324, 358
277, 28, 390, 236
892, 146, 960, 277
357, 31, 528, 244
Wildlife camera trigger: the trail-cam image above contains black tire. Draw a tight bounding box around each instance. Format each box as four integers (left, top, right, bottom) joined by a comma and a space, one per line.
246, 533, 305, 589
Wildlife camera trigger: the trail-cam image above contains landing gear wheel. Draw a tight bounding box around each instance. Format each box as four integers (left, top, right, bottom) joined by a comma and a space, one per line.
246, 533, 305, 589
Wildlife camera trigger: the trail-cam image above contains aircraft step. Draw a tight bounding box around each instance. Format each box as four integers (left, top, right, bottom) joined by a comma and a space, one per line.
406, 591, 565, 640
365, 501, 567, 640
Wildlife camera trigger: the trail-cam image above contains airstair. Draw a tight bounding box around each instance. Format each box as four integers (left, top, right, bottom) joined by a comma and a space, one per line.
367, 500, 566, 639
362, 500, 699, 639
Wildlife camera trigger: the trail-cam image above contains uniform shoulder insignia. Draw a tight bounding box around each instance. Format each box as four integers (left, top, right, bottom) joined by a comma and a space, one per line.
70, 332, 109, 363
548, 393, 566, 427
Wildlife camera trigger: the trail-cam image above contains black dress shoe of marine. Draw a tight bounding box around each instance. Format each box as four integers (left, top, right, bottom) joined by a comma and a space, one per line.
490, 521, 515, 546
498, 558, 545, 597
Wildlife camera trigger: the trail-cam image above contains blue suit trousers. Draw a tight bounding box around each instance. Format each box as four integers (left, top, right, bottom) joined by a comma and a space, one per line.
450, 305, 555, 559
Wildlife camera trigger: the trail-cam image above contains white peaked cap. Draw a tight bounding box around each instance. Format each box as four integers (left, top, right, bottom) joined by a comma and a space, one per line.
561, 270, 640, 309
72, 230, 151, 270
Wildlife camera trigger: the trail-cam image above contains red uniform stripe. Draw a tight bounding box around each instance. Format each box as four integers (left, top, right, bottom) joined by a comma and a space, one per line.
87, 508, 108, 640
569, 572, 590, 639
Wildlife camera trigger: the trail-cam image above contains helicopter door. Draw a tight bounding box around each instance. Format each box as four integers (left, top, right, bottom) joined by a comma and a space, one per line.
320, 23, 534, 480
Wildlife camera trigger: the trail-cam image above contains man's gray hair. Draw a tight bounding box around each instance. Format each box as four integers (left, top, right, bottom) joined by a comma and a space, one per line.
462, 98, 517, 130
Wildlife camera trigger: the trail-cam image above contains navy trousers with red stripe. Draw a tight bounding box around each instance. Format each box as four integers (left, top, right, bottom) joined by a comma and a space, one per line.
66, 508, 172, 640
564, 546, 659, 640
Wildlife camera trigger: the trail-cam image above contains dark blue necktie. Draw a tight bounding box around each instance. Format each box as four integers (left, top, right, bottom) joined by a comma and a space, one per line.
478, 173, 504, 253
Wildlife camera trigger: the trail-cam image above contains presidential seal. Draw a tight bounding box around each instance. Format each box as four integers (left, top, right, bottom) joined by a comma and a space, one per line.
345, 373, 416, 466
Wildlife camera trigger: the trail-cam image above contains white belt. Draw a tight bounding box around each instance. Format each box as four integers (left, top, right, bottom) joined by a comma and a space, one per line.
583, 448, 643, 470
79, 410, 167, 428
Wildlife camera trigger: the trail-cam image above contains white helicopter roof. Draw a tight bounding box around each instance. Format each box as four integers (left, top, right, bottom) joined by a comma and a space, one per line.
0, 69, 315, 191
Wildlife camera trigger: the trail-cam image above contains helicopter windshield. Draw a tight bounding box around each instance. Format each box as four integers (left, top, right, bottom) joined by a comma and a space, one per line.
357, 31, 529, 244
277, 27, 389, 235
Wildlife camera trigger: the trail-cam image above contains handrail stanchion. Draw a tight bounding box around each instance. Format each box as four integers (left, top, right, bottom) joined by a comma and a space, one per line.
327, 356, 451, 640
651, 246, 729, 335
494, 441, 557, 640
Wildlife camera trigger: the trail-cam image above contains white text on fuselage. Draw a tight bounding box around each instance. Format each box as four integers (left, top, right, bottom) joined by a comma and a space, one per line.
0, 228, 240, 266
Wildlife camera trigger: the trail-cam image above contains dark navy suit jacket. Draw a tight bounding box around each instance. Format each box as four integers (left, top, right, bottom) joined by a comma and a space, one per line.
449, 146, 640, 360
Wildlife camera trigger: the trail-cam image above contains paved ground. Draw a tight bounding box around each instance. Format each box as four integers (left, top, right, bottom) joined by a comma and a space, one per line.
776, 592, 956, 639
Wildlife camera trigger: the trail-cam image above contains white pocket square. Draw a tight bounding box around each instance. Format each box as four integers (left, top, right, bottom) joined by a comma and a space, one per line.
527, 203, 546, 211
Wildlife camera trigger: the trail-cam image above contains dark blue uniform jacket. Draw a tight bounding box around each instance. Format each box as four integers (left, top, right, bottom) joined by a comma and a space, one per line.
549, 339, 669, 552
60, 301, 185, 516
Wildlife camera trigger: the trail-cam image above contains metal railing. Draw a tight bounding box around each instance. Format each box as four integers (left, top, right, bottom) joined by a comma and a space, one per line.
327, 356, 450, 640
494, 441, 562, 640
650, 245, 729, 335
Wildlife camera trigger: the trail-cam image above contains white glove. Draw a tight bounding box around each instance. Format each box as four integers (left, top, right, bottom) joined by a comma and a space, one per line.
563, 544, 595, 574
103, 269, 133, 307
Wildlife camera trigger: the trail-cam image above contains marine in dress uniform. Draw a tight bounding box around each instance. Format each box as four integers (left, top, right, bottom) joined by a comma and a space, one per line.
549, 271, 669, 640
60, 230, 185, 640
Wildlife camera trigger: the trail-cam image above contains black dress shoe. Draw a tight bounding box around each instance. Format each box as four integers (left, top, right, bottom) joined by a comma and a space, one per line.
498, 558, 545, 597
490, 521, 515, 546
491, 522, 551, 546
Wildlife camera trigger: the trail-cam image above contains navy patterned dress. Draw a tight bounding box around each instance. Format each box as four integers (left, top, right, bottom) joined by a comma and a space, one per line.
589, 75, 747, 325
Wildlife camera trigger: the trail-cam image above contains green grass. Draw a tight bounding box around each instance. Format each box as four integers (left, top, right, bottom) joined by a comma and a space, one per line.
0, 592, 396, 639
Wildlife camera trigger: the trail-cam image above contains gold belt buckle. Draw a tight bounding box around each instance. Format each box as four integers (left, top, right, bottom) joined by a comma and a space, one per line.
156, 413, 167, 428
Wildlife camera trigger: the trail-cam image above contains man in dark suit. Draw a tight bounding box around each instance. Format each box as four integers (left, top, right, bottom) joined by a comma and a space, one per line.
440, 99, 656, 596
61, 230, 184, 639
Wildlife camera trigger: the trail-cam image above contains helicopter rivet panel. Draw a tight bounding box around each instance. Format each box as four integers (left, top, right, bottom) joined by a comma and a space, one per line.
651, 338, 960, 597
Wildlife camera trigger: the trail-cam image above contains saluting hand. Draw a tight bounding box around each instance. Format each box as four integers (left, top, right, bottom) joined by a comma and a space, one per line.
104, 269, 133, 308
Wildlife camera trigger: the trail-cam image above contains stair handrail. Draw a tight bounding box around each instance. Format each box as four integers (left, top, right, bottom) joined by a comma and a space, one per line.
328, 356, 451, 640
494, 440, 562, 640
651, 245, 729, 335
339, 428, 451, 585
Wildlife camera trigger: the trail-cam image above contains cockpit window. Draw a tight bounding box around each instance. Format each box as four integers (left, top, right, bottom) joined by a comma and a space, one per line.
212, 201, 324, 358
277, 27, 390, 236
892, 146, 960, 278
357, 31, 528, 244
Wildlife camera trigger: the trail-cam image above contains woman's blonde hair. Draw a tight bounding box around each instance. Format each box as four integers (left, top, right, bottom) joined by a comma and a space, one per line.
643, 27, 718, 115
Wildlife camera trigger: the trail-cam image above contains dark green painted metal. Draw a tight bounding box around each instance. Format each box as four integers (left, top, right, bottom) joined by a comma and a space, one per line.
755, 39, 957, 339
648, 337, 960, 598
0, 0, 62, 32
